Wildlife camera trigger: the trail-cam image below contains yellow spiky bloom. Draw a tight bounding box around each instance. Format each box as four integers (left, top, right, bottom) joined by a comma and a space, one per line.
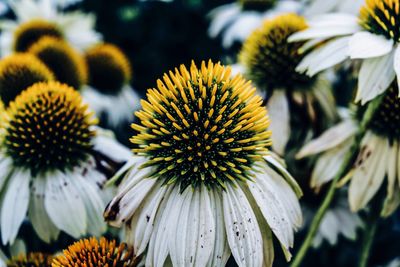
29, 37, 87, 90
52, 237, 139, 267
85, 43, 132, 95
360, 0, 400, 42
131, 60, 271, 190
240, 13, 312, 91
7, 252, 52, 267
3, 81, 97, 175
13, 19, 63, 52
0, 53, 54, 106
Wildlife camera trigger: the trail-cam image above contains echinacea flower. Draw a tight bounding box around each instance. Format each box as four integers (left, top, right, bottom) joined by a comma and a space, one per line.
0, 81, 130, 245
52, 237, 140, 267
0, 53, 54, 106
303, 0, 364, 16
289, 0, 400, 104
208, 0, 301, 48
7, 252, 52, 267
28, 36, 87, 90
297, 83, 400, 216
240, 13, 337, 154
104, 60, 303, 267
82, 43, 140, 128
0, 0, 101, 56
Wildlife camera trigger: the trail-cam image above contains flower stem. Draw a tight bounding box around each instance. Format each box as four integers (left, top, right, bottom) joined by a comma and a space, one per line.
290, 147, 354, 267
358, 218, 378, 267
291, 95, 385, 267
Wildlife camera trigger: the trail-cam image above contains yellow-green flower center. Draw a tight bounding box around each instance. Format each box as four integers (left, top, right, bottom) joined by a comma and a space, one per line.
85, 43, 131, 95
360, 0, 400, 42
52, 237, 139, 267
131, 60, 271, 190
13, 19, 63, 52
29, 37, 87, 90
240, 14, 313, 91
3, 82, 97, 175
7, 252, 52, 267
0, 53, 54, 106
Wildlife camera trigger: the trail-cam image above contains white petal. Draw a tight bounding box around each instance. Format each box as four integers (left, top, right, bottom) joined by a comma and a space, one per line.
146, 186, 179, 267
249, 165, 302, 249
208, 4, 240, 38
206, 190, 230, 267
29, 177, 59, 243
317, 210, 339, 245
127, 183, 170, 255
106, 178, 157, 227
93, 129, 132, 162
307, 13, 360, 28
296, 37, 351, 76
297, 119, 357, 158
170, 185, 215, 267
394, 46, 400, 96
267, 91, 290, 155
349, 32, 393, 59
1, 169, 30, 245
356, 51, 396, 104
349, 134, 387, 211
223, 183, 263, 267
222, 13, 262, 48
72, 175, 107, 236
387, 141, 398, 198
44, 171, 87, 238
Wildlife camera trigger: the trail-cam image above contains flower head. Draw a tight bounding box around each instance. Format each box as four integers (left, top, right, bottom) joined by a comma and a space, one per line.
105, 60, 302, 267
0, 53, 54, 105
240, 13, 311, 90
52, 237, 139, 267
3, 81, 96, 175
360, 0, 400, 42
28, 37, 87, 90
131, 60, 271, 190
13, 19, 63, 52
7, 252, 52, 267
85, 43, 131, 95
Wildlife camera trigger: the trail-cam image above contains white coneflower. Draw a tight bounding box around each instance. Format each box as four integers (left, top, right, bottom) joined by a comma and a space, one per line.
0, 81, 130, 245
104, 60, 303, 267
302, 0, 364, 16
0, 0, 101, 56
82, 43, 140, 128
298, 83, 400, 216
290, 0, 400, 104
208, 0, 301, 48
239, 13, 337, 155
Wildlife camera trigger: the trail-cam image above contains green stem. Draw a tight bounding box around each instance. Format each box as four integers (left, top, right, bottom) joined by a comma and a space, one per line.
358, 218, 378, 267
290, 148, 354, 267
291, 95, 385, 267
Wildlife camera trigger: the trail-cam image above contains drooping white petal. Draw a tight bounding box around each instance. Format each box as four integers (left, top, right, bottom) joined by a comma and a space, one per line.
387, 141, 398, 198
208, 4, 241, 38
206, 190, 230, 267
335, 207, 363, 240
249, 164, 302, 250
310, 77, 337, 121
107, 178, 157, 227
127, 182, 170, 255
71, 175, 106, 236
307, 13, 360, 28
267, 91, 290, 155
349, 32, 393, 59
169, 185, 215, 267
44, 171, 87, 238
222, 13, 262, 48
356, 51, 396, 104
0, 157, 13, 190
92, 128, 132, 162
296, 37, 351, 76
297, 119, 357, 158
317, 210, 339, 245
1, 169, 30, 245
223, 183, 263, 267
349, 133, 387, 211
146, 186, 179, 267
393, 46, 400, 96
382, 186, 400, 217
29, 177, 60, 243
